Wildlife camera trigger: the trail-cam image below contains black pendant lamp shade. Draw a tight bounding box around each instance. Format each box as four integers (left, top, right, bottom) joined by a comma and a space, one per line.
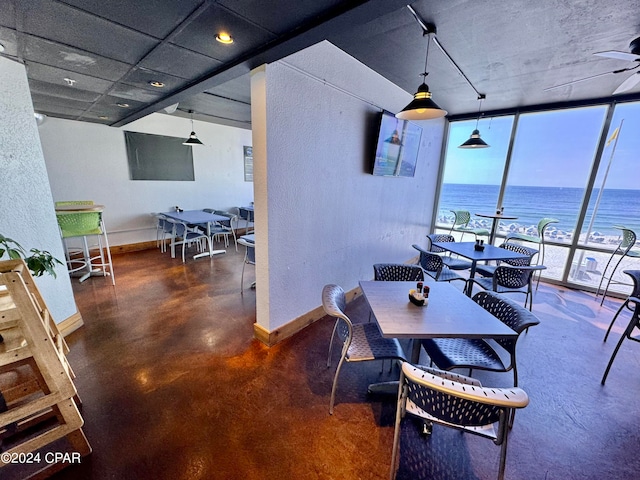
183, 110, 204, 146
397, 32, 447, 120
459, 95, 489, 149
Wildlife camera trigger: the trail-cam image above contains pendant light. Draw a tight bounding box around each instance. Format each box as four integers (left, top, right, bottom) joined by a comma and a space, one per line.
182, 110, 204, 146
459, 95, 490, 148
396, 32, 447, 120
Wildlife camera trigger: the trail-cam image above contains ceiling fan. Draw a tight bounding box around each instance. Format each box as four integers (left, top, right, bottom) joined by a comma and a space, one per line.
545, 36, 640, 94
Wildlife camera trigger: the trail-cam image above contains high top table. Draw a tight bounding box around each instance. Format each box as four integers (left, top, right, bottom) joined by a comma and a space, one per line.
163, 210, 228, 259
432, 241, 528, 295
475, 212, 519, 245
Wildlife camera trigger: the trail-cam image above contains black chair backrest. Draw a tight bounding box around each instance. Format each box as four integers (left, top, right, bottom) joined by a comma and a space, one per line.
498, 242, 538, 266
373, 263, 424, 281
473, 291, 540, 355
426, 233, 456, 253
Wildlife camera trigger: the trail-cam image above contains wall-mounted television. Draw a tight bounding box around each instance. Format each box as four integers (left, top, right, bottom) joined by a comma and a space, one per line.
371, 111, 423, 177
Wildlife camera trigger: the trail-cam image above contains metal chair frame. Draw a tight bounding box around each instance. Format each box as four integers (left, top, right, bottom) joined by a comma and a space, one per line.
596, 226, 640, 306
322, 284, 406, 414
603, 270, 640, 342
238, 237, 255, 293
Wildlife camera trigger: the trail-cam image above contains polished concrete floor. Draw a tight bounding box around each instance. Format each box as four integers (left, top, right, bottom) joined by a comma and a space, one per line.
18, 244, 640, 479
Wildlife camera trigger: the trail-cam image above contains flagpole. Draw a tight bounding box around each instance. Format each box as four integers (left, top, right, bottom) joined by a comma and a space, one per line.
574, 119, 624, 279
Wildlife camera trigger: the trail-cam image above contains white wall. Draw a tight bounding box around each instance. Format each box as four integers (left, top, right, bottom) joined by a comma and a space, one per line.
39, 114, 253, 246
252, 42, 444, 332
0, 56, 77, 324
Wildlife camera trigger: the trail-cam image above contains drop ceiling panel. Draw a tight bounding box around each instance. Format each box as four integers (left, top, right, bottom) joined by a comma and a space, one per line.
120, 67, 189, 93
28, 78, 103, 102
139, 44, 222, 80
17, 0, 159, 64
31, 92, 94, 112
218, 0, 346, 35
109, 84, 166, 103
60, 0, 203, 38
179, 92, 251, 123
26, 61, 114, 94
170, 4, 275, 62
23, 36, 131, 81
204, 73, 251, 103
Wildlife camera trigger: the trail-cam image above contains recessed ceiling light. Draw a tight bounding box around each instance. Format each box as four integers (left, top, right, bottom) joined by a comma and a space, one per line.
149, 81, 165, 88
99, 116, 109, 120
116, 103, 130, 108
215, 33, 233, 44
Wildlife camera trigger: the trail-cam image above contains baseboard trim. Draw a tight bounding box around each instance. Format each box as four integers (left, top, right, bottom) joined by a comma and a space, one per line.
110, 240, 159, 255
253, 285, 362, 347
58, 311, 84, 337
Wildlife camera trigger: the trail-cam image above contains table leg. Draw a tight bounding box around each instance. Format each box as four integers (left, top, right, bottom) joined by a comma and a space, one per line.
193, 222, 226, 259
490, 217, 499, 245
465, 261, 478, 296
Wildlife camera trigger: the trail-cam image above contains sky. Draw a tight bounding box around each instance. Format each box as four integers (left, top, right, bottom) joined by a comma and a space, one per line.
442, 102, 640, 190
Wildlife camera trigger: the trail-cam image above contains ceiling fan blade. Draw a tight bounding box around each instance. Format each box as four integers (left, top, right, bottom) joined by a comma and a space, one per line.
543, 71, 614, 91
613, 71, 640, 94
594, 50, 640, 62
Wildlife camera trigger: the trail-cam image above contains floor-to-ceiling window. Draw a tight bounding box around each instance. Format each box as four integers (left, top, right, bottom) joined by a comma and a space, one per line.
502, 106, 608, 281
435, 100, 640, 294
437, 115, 514, 236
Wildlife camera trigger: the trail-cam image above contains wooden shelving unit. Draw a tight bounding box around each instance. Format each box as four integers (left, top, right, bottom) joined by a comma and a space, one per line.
0, 260, 90, 479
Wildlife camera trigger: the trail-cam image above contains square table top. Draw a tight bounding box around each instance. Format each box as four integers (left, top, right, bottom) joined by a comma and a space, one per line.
359, 280, 516, 340
431, 241, 528, 263
162, 210, 227, 224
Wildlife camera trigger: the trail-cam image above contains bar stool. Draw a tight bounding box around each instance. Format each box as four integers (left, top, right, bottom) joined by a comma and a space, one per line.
596, 226, 640, 305
56, 210, 115, 285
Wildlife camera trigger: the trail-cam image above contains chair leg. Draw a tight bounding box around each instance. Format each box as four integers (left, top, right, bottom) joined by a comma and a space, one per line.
240, 261, 246, 293
327, 321, 339, 367
604, 300, 629, 342
389, 381, 406, 480
601, 325, 630, 385
498, 431, 509, 480
600, 254, 627, 306
596, 252, 619, 303
329, 354, 347, 415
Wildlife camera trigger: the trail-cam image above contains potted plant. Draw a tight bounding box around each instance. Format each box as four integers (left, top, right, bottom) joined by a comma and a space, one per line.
0, 234, 62, 278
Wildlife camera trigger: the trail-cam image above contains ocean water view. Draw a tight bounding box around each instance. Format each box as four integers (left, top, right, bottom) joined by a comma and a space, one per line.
437, 184, 640, 242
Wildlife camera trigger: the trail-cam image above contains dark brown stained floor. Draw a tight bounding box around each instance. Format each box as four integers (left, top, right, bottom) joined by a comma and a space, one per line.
20, 246, 639, 480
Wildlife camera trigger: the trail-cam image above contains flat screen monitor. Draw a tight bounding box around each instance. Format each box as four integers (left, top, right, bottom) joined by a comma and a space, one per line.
371, 111, 423, 177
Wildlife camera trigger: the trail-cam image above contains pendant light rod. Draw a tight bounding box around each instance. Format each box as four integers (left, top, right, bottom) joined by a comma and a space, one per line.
406, 5, 485, 100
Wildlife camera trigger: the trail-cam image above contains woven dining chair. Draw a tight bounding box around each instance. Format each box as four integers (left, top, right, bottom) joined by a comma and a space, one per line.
506, 217, 558, 289
421, 291, 540, 387
475, 242, 539, 278
390, 363, 529, 480
322, 284, 406, 414
424, 233, 472, 270
412, 244, 466, 284
467, 265, 546, 311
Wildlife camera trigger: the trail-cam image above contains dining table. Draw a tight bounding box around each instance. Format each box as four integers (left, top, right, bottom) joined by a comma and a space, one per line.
431, 241, 528, 295
475, 211, 519, 245
359, 279, 516, 393
162, 210, 228, 259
